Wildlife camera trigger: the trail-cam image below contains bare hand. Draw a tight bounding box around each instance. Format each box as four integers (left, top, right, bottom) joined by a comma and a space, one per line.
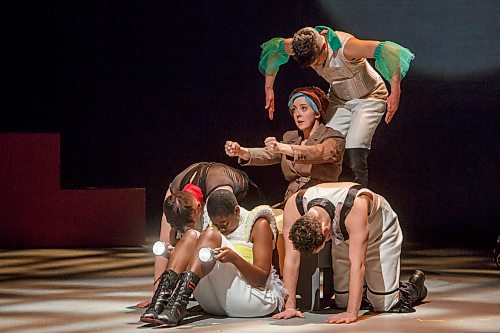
136, 299, 151, 308
272, 307, 305, 319
264, 137, 281, 153
265, 88, 275, 120
225, 141, 241, 157
215, 247, 240, 264
325, 311, 357, 324
385, 91, 400, 124
164, 244, 174, 258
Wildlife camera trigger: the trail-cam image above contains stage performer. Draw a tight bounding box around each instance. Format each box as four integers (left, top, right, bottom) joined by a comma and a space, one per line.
136, 162, 256, 309
225, 86, 345, 207
275, 182, 427, 324
140, 189, 286, 326
259, 26, 414, 186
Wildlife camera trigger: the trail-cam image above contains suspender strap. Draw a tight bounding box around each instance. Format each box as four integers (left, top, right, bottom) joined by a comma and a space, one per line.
295, 185, 364, 241
307, 198, 336, 221
295, 189, 307, 215
339, 184, 364, 241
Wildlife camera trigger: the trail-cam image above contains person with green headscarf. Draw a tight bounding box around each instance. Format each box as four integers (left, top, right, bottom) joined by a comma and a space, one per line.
259, 26, 414, 187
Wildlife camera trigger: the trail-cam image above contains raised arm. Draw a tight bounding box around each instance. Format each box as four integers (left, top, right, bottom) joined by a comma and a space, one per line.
344, 37, 414, 124
326, 195, 370, 324
272, 194, 305, 319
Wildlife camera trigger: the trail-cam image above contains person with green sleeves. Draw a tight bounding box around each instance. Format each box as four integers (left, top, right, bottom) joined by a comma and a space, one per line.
259, 26, 414, 187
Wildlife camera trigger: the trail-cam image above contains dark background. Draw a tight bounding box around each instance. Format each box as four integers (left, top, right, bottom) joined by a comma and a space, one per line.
2, 1, 498, 250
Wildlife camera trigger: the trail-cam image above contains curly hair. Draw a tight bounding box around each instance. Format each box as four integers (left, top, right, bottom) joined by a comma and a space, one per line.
206, 189, 238, 218
288, 86, 329, 120
288, 213, 326, 253
163, 191, 198, 231
292, 27, 323, 67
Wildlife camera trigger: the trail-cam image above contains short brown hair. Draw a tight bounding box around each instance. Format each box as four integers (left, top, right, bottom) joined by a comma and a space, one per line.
292, 27, 323, 67
288, 213, 326, 253
163, 191, 197, 231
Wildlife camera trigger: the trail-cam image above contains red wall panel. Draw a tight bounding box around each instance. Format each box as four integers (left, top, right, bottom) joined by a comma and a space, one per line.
0, 133, 145, 248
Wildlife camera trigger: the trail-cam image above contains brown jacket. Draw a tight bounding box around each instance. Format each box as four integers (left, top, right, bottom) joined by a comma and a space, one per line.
239, 124, 345, 202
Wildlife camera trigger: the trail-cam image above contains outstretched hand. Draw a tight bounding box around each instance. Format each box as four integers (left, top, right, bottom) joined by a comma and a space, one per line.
265, 88, 275, 120
272, 307, 305, 320
325, 311, 357, 324
264, 137, 280, 153
225, 141, 241, 157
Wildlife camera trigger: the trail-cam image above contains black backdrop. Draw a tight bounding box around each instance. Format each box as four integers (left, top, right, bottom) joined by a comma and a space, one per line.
3, 1, 498, 250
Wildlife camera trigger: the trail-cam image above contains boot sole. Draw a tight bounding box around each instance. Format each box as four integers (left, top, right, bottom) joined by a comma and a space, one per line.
141, 316, 181, 327
139, 316, 164, 326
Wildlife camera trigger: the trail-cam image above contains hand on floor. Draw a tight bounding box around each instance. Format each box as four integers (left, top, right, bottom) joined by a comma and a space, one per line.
135, 300, 151, 308
272, 307, 304, 319
325, 311, 357, 324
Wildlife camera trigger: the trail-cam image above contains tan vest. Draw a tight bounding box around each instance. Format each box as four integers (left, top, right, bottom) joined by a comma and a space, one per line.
312, 31, 387, 101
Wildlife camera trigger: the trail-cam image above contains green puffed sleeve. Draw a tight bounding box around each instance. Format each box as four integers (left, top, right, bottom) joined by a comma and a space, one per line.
259, 37, 290, 75
314, 26, 341, 51
373, 41, 415, 81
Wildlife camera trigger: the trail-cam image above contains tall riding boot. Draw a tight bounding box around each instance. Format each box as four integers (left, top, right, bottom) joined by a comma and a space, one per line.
140, 269, 179, 324
158, 270, 201, 327
341, 148, 370, 187
389, 270, 428, 313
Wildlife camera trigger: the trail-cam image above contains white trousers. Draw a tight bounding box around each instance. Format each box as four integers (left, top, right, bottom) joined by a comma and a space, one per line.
192, 234, 281, 317
331, 197, 403, 311
324, 97, 386, 149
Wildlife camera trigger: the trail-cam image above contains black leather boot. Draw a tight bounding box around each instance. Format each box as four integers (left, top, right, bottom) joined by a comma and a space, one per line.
407, 269, 427, 303
158, 270, 201, 327
340, 148, 370, 187
388, 270, 427, 313
140, 269, 179, 324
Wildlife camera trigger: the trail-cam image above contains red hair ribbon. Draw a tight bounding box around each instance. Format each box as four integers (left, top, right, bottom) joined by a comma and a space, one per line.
182, 183, 204, 203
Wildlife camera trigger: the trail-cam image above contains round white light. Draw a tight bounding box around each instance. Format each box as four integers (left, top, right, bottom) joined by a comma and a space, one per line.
198, 247, 213, 263
152, 241, 166, 256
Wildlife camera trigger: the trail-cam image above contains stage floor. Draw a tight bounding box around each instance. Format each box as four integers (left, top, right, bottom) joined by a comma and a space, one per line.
1, 246, 499, 333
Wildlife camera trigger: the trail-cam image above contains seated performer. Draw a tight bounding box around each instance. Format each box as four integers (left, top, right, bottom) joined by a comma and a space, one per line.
225, 86, 345, 206
140, 189, 286, 326
259, 26, 415, 186
275, 182, 427, 324
136, 162, 256, 308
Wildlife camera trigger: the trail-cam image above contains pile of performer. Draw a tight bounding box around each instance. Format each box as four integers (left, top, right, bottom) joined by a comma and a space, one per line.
136, 25, 425, 327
